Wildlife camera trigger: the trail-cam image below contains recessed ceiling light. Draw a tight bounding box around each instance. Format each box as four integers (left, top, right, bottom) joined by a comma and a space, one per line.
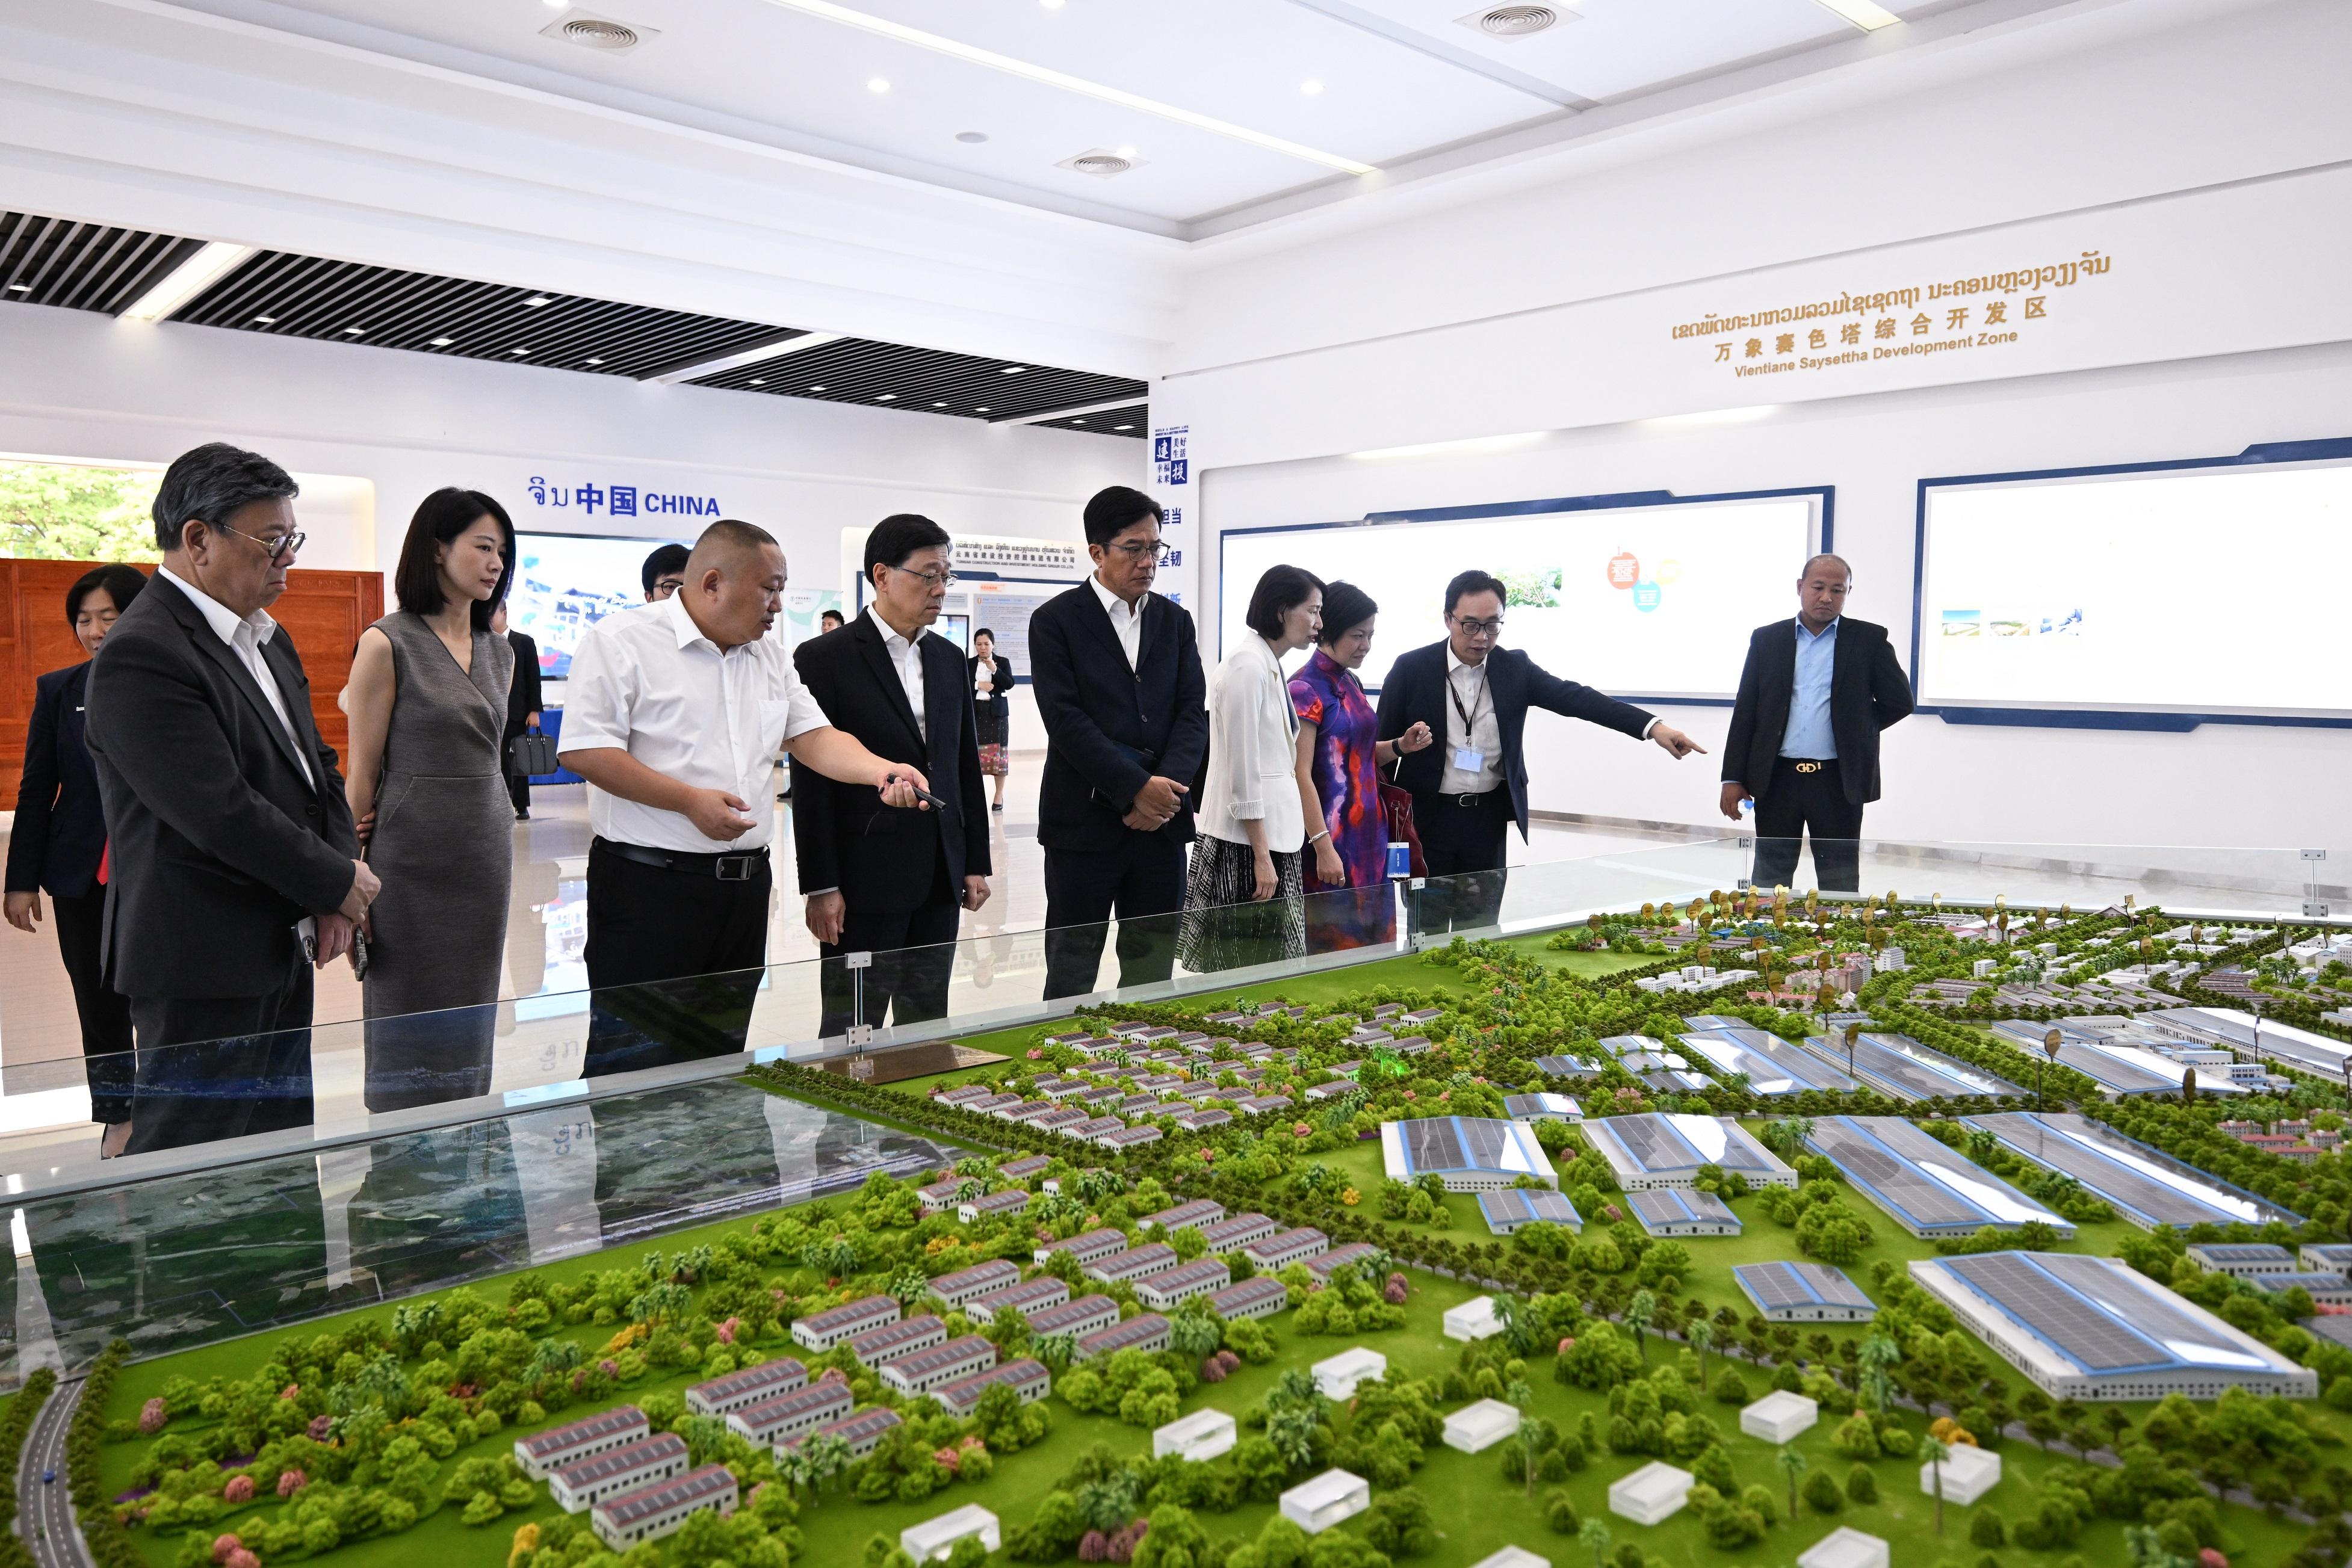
509, 347, 531, 356
1113, 424, 1134, 431
975, 406, 990, 413
809, 384, 826, 391
878, 393, 897, 401
749, 378, 766, 385
117, 241, 258, 323
1301, 80, 1322, 96
932, 401, 947, 407
956, 131, 989, 144
341, 326, 365, 335
1072, 419, 1087, 425
867, 76, 890, 93
429, 336, 454, 346
522, 295, 552, 307
5, 282, 29, 292
1810, 0, 1902, 28
584, 356, 604, 365
1002, 365, 1026, 374
752, 0, 1376, 174
252, 315, 276, 323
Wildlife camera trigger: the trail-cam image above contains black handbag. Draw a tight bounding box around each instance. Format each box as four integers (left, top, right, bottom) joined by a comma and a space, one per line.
507, 727, 556, 777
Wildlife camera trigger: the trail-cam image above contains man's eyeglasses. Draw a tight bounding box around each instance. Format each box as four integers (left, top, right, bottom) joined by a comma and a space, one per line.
893, 565, 959, 590
1450, 614, 1503, 640
215, 522, 306, 562
1106, 540, 1174, 564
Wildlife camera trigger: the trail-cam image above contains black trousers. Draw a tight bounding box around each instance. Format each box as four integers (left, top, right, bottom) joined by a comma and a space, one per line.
1751, 758, 1865, 892
51, 885, 133, 1123
818, 854, 961, 1037
1413, 788, 1511, 934
1042, 833, 1187, 1001
123, 958, 314, 1156
583, 839, 772, 1077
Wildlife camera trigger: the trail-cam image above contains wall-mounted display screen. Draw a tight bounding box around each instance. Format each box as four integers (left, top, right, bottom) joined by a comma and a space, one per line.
509, 531, 689, 680
1218, 491, 1823, 700
1916, 455, 2352, 720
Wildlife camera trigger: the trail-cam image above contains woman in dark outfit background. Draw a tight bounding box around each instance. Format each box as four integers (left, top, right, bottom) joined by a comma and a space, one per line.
969, 626, 1014, 813
5, 563, 147, 1155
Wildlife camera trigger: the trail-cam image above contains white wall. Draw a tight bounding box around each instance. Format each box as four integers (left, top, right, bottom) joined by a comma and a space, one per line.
1165, 0, 2352, 853
0, 302, 1138, 746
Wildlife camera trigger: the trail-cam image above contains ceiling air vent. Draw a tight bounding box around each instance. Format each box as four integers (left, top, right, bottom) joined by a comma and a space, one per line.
1456, 5, 1572, 40
1057, 149, 1144, 179
539, 14, 660, 52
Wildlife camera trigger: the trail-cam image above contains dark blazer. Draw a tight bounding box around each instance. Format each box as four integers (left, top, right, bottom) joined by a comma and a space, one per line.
504, 629, 544, 736
1376, 640, 1654, 840
1722, 616, 1913, 807
84, 573, 360, 998
793, 614, 991, 916
5, 662, 108, 898
1029, 583, 1208, 853
967, 652, 1014, 724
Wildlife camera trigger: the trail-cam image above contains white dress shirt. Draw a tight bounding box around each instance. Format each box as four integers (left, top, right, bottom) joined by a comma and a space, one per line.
1196, 634, 1304, 853
1089, 573, 1148, 670
559, 593, 828, 853
867, 605, 928, 742
1439, 646, 1503, 796
158, 566, 314, 789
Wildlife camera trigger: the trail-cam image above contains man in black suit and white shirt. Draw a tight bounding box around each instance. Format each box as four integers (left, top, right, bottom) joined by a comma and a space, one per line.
1718, 553, 1913, 892
84, 443, 377, 1154
1029, 486, 1208, 1000
794, 514, 991, 1036
1378, 569, 1705, 932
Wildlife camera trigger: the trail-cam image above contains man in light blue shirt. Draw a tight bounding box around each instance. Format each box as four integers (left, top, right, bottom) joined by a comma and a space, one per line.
1720, 555, 1914, 892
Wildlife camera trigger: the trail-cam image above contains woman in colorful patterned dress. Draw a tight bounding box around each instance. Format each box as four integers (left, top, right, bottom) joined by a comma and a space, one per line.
1289, 581, 1433, 951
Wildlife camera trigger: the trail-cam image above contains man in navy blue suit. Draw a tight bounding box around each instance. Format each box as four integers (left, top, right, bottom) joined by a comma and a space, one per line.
1378, 569, 1704, 932
1028, 487, 1208, 999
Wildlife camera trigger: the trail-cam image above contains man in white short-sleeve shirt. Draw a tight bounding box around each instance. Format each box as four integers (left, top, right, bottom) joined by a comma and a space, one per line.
559, 519, 928, 1072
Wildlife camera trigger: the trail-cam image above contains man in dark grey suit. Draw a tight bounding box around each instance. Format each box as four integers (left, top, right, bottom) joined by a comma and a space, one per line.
85, 443, 376, 1154
1719, 553, 1914, 892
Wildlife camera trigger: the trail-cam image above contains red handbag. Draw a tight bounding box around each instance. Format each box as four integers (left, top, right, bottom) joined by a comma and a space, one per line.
1379, 782, 1428, 877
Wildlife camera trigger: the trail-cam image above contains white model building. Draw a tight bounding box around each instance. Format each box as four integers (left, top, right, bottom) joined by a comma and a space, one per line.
1153, 1409, 1239, 1462
1280, 1469, 1370, 1535
1443, 1398, 1523, 1454
1443, 1296, 1505, 1342
1312, 1347, 1387, 1400
1908, 1253, 2318, 1400
1739, 1390, 1819, 1444
1920, 1443, 2001, 1505
1382, 1117, 1555, 1191
902, 1504, 1000, 1563
1467, 1551, 1550, 1568
1608, 1460, 1694, 1525
1797, 1526, 1891, 1568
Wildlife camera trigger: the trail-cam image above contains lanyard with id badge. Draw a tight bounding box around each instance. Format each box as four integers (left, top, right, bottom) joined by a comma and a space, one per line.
1449, 669, 1488, 774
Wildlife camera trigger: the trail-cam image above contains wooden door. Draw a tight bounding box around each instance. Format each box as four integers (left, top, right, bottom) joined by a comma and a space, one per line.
0, 560, 385, 781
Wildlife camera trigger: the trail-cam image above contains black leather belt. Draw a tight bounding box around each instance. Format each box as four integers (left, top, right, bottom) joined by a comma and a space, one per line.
1783, 758, 1835, 775
1443, 789, 1505, 809
594, 836, 769, 881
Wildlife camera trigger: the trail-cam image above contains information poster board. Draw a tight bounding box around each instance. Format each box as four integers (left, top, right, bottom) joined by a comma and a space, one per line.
510, 531, 687, 680
1219, 490, 1824, 701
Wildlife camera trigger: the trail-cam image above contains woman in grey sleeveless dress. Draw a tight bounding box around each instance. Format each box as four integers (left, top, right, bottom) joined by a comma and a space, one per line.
341, 489, 516, 1112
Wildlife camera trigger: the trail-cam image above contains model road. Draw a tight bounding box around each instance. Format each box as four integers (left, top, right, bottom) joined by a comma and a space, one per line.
17, 1374, 90, 1568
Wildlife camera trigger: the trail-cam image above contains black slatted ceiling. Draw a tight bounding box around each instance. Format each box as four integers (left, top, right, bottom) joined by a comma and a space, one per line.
1033, 400, 1148, 437
0, 211, 202, 313
693, 337, 1146, 424
175, 252, 800, 379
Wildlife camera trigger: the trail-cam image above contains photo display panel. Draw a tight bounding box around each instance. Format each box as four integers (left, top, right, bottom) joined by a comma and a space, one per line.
511, 530, 690, 680
1218, 492, 1819, 699
1917, 457, 2352, 719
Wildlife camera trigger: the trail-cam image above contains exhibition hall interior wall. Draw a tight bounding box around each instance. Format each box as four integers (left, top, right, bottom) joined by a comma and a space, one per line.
0, 305, 1136, 747
1165, 0, 2352, 857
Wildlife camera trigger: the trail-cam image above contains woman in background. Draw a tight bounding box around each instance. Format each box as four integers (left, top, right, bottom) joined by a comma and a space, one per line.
1179, 564, 1322, 973
969, 626, 1014, 814
342, 488, 516, 1112
5, 563, 147, 1155
1290, 581, 1432, 951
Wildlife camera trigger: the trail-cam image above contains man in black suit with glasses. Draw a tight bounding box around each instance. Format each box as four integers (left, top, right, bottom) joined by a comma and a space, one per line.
1029, 486, 1208, 1000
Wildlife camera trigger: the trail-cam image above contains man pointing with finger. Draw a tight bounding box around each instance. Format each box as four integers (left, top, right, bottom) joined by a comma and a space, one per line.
561, 518, 930, 1072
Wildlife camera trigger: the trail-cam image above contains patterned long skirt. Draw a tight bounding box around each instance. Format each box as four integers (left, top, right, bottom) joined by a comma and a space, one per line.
1177, 835, 1306, 974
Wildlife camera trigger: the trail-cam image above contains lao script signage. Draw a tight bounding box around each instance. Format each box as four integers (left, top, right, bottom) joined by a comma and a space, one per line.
1671, 249, 2115, 383
525, 475, 723, 519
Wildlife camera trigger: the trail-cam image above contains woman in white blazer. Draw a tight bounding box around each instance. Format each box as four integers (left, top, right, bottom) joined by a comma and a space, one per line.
1178, 564, 1323, 972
